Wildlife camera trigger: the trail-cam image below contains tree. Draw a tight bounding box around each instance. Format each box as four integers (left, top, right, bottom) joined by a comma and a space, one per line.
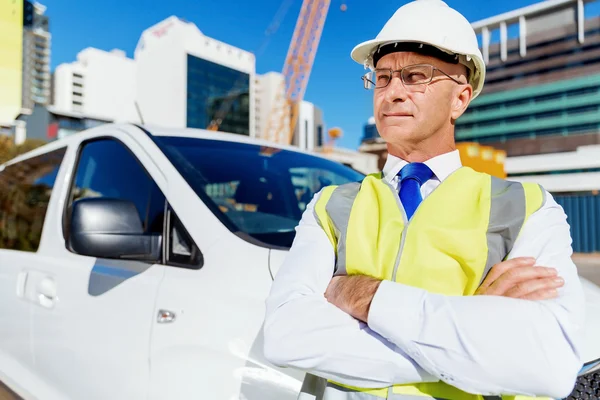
0, 137, 47, 165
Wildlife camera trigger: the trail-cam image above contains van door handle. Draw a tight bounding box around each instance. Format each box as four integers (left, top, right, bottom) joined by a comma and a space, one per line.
16, 271, 28, 298
37, 277, 57, 309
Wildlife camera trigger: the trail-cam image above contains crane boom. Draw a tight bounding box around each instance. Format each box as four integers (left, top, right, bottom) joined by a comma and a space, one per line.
265, 0, 331, 144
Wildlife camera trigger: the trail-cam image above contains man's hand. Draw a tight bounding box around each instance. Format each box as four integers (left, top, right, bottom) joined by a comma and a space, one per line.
475, 257, 564, 300
325, 275, 382, 322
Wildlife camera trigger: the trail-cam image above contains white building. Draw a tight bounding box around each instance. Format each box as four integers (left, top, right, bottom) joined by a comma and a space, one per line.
254, 73, 326, 149
254, 71, 288, 141
506, 144, 600, 193
135, 16, 256, 136
319, 147, 379, 175
52, 48, 138, 123
293, 100, 324, 152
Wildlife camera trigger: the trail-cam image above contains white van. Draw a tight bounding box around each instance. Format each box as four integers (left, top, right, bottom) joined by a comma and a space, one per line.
0, 123, 598, 400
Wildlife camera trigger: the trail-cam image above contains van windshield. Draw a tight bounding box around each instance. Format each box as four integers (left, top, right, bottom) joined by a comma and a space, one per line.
154, 136, 365, 248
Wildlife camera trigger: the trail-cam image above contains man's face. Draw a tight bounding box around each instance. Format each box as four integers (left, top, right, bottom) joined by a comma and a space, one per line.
373, 52, 469, 147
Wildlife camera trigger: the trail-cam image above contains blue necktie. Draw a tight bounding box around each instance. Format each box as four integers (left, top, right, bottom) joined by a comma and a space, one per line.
398, 163, 433, 220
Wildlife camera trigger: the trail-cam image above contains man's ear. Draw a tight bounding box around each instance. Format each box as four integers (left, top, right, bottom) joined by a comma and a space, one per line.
451, 84, 473, 121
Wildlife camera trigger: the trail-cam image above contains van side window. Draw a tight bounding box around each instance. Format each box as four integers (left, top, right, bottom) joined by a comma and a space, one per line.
66, 139, 165, 237
0, 148, 66, 252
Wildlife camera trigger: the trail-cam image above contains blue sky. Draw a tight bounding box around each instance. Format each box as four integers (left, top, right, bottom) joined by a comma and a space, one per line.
43, 0, 600, 149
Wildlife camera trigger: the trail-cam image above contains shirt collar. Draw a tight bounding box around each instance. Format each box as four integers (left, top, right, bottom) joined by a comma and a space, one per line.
382, 150, 463, 183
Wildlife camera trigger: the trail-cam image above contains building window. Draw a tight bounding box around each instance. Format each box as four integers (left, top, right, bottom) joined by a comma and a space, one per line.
186, 54, 250, 135
73, 101, 83, 106
305, 120, 309, 149
73, 82, 83, 88
533, 92, 563, 103
317, 126, 323, 147
567, 105, 598, 115
504, 98, 530, 107
566, 86, 599, 97
73, 73, 83, 79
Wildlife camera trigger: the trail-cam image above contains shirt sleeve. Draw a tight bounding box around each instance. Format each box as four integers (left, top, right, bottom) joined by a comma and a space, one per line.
367, 191, 585, 398
263, 191, 437, 388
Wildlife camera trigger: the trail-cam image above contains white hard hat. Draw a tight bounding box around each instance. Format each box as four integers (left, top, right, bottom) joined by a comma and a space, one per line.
351, 0, 486, 99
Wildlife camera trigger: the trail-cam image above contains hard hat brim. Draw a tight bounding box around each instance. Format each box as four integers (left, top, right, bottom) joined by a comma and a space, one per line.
351, 38, 396, 67
352, 38, 460, 68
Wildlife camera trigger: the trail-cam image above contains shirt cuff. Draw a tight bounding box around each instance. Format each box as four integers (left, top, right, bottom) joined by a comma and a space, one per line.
368, 280, 427, 347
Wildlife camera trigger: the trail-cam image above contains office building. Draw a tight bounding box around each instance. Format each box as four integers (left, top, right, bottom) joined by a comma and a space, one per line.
135, 16, 255, 136
463, 0, 600, 253
53, 48, 138, 123
0, 0, 50, 141
22, 1, 51, 111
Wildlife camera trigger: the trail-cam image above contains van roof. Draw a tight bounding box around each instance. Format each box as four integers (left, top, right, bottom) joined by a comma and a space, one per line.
1, 123, 328, 169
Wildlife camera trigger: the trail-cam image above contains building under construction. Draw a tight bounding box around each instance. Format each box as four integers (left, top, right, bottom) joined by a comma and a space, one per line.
360, 0, 600, 253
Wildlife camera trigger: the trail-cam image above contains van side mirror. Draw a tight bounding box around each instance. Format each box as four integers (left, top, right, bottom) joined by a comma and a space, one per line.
68, 198, 162, 262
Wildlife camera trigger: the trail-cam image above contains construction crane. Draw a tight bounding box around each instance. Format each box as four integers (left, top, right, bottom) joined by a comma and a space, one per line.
208, 0, 345, 145
264, 0, 331, 145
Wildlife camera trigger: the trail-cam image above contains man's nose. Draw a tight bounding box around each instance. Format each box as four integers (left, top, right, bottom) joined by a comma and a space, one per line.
384, 75, 408, 103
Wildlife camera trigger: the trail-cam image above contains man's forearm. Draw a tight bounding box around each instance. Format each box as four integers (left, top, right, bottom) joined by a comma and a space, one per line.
367, 279, 583, 398
325, 274, 382, 322
324, 273, 581, 396
263, 290, 438, 388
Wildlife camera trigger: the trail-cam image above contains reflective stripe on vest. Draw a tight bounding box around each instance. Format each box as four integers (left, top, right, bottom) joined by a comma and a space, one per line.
322, 382, 544, 400
324, 382, 505, 399
311, 167, 548, 400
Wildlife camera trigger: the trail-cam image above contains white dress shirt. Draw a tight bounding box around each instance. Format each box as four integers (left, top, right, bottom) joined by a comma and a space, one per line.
263, 150, 585, 398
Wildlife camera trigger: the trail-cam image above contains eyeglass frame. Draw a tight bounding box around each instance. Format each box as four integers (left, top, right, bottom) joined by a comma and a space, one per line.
361, 63, 466, 90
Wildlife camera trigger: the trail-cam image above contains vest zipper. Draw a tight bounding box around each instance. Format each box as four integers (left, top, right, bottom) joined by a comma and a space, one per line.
384, 168, 464, 282
384, 181, 408, 282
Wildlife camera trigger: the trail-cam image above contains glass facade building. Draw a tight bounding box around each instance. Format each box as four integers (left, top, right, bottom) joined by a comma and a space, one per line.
455, 16, 600, 156
186, 54, 250, 135
456, 74, 600, 144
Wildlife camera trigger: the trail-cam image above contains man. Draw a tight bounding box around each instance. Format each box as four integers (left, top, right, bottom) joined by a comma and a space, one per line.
263, 1, 584, 399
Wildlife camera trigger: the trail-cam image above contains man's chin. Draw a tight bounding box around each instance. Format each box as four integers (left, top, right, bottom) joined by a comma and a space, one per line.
380, 126, 414, 142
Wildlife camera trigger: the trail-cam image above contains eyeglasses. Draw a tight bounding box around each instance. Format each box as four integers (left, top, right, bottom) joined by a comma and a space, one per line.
361, 64, 464, 90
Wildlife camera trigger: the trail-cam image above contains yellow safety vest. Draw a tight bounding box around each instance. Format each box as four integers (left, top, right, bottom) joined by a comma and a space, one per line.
312, 167, 549, 400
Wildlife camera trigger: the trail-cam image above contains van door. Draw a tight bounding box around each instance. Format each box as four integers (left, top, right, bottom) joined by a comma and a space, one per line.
147, 216, 300, 400
28, 136, 168, 400
0, 148, 67, 397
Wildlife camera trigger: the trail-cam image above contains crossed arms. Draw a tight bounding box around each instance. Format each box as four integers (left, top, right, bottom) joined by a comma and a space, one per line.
263, 191, 585, 399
